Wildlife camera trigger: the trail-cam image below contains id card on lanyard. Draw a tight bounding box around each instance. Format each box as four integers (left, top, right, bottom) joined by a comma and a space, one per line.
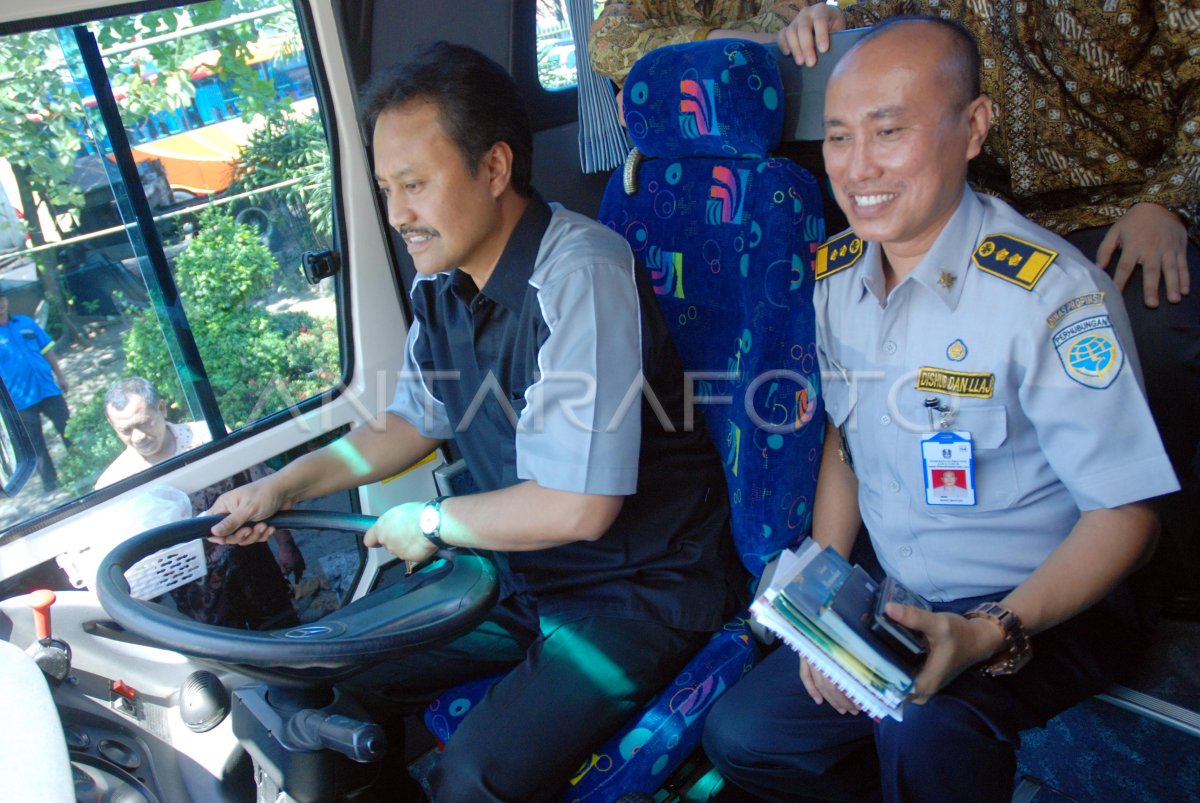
921, 430, 976, 506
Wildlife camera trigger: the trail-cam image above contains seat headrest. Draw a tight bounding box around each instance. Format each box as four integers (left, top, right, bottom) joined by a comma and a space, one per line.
622, 39, 784, 160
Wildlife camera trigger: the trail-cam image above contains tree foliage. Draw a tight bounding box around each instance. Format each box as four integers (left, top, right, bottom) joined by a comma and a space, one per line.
125, 206, 338, 429
0, 0, 294, 332
58, 206, 338, 493
230, 109, 332, 249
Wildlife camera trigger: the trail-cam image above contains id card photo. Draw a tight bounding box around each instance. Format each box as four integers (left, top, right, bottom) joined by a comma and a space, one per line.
921, 431, 976, 506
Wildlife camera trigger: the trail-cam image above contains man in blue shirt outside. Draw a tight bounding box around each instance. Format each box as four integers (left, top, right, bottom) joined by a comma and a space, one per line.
0, 294, 71, 491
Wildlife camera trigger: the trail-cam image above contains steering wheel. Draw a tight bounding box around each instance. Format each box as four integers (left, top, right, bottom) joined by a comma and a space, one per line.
95, 511, 498, 678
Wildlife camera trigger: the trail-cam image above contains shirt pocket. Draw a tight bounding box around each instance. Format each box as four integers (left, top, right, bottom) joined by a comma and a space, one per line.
952, 404, 1019, 511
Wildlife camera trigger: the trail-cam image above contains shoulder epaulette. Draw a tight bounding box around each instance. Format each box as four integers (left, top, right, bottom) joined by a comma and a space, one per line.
814, 229, 864, 280
971, 233, 1057, 290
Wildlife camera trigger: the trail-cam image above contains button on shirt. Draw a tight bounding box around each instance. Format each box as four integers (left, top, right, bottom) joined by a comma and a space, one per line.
814, 187, 1179, 601
0, 315, 61, 410
387, 197, 737, 630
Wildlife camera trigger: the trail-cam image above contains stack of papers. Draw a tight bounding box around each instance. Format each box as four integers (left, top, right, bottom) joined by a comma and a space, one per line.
751, 539, 920, 721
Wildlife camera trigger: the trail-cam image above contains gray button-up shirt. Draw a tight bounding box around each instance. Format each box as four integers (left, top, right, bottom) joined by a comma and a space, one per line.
386, 198, 738, 630
814, 186, 1178, 601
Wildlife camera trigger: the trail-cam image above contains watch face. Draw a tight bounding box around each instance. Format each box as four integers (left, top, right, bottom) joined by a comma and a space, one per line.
419, 503, 440, 536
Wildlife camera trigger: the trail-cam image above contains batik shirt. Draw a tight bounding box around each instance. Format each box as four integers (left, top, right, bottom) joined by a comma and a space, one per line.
589, 0, 810, 84
842, 0, 1200, 239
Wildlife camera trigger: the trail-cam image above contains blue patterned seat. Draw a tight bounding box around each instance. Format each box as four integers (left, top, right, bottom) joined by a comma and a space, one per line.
606, 39, 826, 579
423, 39, 826, 800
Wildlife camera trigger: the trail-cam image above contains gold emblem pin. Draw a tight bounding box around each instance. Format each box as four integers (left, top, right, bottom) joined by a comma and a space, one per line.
938, 271, 956, 289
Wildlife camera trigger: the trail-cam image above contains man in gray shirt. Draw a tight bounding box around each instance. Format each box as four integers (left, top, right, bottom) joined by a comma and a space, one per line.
703, 17, 1177, 802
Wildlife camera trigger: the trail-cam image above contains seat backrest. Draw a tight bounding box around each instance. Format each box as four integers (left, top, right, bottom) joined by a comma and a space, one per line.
598, 40, 826, 578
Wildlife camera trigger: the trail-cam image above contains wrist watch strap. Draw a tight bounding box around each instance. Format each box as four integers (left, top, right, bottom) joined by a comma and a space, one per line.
419, 496, 450, 549
965, 601, 1032, 677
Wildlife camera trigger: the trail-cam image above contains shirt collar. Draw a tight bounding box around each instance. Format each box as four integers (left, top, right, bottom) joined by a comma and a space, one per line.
855, 186, 983, 311
908, 186, 983, 310
443, 193, 553, 312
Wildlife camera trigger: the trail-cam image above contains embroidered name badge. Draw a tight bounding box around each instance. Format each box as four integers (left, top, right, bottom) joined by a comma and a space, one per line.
1052, 314, 1124, 389
972, 234, 1057, 290
815, 230, 864, 280
915, 367, 995, 399
1046, 292, 1104, 328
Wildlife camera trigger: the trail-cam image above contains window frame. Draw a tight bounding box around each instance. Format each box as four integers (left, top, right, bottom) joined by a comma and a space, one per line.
0, 0, 353, 543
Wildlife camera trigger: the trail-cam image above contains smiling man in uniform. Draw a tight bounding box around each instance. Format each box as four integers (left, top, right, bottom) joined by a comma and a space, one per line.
701, 17, 1178, 802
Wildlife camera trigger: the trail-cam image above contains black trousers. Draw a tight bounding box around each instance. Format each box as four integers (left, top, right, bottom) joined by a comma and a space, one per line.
703, 585, 1147, 803
345, 591, 709, 802
18, 394, 70, 489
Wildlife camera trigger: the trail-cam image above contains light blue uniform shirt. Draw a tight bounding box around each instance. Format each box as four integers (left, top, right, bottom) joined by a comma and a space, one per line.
814, 187, 1179, 601
0, 314, 61, 410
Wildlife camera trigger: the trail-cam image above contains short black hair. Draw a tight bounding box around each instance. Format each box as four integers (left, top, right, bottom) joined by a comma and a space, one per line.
857, 15, 982, 108
360, 41, 534, 197
104, 377, 161, 412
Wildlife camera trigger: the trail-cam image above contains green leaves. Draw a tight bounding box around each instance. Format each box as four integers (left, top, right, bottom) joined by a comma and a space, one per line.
144, 207, 336, 428
59, 204, 338, 493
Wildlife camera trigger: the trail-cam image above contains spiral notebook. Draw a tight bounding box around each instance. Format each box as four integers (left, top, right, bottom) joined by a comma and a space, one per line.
751, 540, 909, 721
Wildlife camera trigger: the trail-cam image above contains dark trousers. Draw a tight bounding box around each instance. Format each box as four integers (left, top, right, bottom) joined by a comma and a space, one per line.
346, 592, 709, 802
18, 394, 70, 489
702, 588, 1146, 803
1066, 227, 1200, 608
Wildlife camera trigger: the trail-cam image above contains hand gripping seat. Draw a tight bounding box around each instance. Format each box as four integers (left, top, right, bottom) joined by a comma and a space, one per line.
423, 39, 826, 800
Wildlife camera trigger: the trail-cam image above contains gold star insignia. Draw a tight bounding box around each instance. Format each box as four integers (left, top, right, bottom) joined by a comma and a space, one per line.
938, 271, 957, 289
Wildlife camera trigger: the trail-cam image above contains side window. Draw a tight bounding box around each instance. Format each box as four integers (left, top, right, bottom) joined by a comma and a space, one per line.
535, 1, 604, 91
0, 0, 342, 531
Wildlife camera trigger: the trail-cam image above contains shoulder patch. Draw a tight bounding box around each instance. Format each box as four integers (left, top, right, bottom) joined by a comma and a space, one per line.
815, 230, 864, 280
972, 233, 1057, 290
1052, 313, 1124, 389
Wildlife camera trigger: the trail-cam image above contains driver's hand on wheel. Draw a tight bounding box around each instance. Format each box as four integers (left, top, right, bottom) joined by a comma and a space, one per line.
364, 502, 439, 564
206, 477, 293, 544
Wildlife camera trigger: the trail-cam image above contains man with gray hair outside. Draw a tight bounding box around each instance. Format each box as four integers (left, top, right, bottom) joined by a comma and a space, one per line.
97, 377, 301, 630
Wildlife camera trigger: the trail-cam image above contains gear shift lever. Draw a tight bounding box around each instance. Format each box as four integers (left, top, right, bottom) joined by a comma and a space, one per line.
27, 590, 72, 685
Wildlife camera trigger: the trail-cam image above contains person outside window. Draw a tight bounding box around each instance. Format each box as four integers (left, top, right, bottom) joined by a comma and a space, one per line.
97, 377, 301, 630
0, 294, 71, 492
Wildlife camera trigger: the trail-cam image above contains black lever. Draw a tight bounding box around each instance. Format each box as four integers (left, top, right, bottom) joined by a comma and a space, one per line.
283, 709, 386, 763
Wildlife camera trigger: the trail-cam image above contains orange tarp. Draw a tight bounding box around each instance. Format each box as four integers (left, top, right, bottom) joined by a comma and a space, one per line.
127, 99, 317, 196
130, 117, 251, 194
